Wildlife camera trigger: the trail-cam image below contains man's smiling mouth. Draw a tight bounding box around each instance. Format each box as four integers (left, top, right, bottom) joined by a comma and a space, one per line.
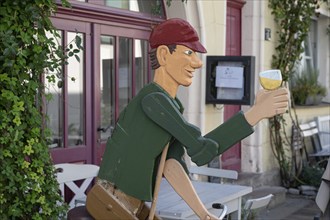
186, 69, 194, 77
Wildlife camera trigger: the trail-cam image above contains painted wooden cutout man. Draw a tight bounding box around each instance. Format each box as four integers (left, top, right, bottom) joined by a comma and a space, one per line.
86, 18, 289, 220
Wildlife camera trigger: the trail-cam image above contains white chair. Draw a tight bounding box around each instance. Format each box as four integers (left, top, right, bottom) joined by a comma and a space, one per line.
242, 194, 273, 220
55, 163, 99, 209
299, 120, 330, 160
189, 166, 238, 219
316, 115, 330, 150
189, 165, 238, 183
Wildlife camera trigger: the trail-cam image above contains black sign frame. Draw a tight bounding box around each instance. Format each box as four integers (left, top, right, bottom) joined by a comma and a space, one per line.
205, 56, 255, 105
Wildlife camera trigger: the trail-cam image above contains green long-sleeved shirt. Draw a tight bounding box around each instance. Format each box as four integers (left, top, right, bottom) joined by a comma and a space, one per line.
98, 82, 253, 201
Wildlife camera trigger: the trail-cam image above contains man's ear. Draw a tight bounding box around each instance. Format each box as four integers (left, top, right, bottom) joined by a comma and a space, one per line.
156, 45, 169, 66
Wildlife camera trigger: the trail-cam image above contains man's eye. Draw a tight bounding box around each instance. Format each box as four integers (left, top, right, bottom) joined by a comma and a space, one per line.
184, 50, 193, 55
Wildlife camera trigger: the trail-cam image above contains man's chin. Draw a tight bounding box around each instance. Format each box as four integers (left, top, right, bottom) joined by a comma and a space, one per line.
181, 81, 192, 87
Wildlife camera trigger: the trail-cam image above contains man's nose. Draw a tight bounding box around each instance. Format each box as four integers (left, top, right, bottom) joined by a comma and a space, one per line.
191, 54, 203, 69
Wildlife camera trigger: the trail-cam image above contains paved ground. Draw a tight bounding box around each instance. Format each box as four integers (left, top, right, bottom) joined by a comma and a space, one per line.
232, 172, 327, 220
257, 194, 322, 220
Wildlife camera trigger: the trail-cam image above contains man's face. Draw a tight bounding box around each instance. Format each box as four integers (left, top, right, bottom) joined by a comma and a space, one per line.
164, 45, 203, 87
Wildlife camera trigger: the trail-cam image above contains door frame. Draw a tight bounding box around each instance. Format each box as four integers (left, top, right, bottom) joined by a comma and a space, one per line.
222, 0, 245, 171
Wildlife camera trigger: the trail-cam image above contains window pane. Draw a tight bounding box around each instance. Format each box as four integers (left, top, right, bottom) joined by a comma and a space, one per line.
135, 39, 148, 94
104, 0, 165, 16
100, 35, 115, 140
119, 37, 132, 113
305, 59, 313, 73
301, 21, 317, 74
67, 32, 85, 147
304, 39, 311, 57
45, 31, 64, 149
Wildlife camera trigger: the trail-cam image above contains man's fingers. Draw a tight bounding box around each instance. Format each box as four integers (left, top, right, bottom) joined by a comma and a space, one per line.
275, 108, 287, 115
275, 102, 288, 108
274, 95, 289, 103
272, 88, 289, 97
275, 87, 288, 93
272, 88, 289, 105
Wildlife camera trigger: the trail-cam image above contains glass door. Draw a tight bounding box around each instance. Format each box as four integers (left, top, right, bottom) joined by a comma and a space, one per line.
49, 0, 164, 165
93, 24, 150, 165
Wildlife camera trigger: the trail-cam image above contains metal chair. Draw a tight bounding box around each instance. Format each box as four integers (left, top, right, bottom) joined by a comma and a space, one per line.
316, 115, 330, 151
242, 194, 273, 220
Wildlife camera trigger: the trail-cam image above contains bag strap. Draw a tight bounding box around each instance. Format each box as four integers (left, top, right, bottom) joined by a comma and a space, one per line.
148, 143, 170, 220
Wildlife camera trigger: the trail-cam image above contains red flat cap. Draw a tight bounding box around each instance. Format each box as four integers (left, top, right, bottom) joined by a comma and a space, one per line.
149, 18, 207, 53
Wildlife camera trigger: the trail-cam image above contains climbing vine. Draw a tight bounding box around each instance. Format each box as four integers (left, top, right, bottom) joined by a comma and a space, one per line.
268, 0, 319, 187
0, 0, 81, 219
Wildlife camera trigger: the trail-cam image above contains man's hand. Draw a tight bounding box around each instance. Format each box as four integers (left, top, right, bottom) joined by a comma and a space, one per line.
244, 88, 289, 126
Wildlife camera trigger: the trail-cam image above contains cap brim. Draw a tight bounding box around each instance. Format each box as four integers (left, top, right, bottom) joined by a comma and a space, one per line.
179, 41, 207, 53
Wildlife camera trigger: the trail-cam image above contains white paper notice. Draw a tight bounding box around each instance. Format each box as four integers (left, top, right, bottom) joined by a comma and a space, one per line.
216, 66, 244, 88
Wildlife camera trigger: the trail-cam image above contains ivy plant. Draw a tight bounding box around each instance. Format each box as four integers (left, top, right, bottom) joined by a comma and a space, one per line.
268, 0, 319, 188
0, 0, 81, 219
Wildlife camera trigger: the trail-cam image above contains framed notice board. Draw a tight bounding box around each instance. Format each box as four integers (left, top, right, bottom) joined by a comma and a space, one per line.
205, 56, 255, 105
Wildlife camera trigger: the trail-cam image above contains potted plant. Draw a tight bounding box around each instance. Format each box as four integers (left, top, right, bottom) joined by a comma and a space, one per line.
291, 69, 327, 105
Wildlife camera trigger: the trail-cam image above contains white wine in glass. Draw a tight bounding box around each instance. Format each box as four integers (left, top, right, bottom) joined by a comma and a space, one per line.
259, 69, 282, 90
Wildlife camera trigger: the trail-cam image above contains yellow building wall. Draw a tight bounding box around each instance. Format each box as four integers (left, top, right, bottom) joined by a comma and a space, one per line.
201, 1, 227, 134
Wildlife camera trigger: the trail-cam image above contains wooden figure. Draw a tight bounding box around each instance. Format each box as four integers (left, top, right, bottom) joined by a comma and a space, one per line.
86, 18, 289, 220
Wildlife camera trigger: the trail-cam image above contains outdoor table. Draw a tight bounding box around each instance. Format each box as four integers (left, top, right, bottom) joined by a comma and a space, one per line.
148, 178, 252, 220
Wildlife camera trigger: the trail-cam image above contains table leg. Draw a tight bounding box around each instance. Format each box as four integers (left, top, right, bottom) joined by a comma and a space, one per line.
229, 197, 242, 220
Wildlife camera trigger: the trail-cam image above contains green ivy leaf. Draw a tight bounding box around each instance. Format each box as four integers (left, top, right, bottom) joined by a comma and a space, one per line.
75, 35, 82, 49
57, 80, 63, 88
74, 54, 80, 62
3, 149, 13, 158
13, 116, 21, 126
